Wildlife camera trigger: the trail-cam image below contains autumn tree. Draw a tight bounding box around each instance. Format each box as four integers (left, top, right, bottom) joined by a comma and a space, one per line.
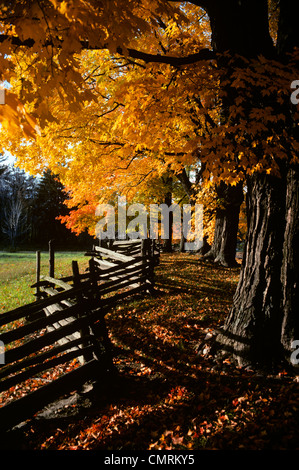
0, 0, 298, 370
202, 0, 299, 370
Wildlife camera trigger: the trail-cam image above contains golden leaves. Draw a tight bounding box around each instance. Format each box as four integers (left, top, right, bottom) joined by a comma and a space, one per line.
0, 2, 298, 237
0, 90, 39, 139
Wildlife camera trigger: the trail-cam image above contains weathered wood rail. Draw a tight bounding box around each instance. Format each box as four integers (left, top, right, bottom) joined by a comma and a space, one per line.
0, 239, 159, 432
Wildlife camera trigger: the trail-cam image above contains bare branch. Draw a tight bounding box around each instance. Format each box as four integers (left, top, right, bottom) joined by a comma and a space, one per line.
120, 47, 215, 66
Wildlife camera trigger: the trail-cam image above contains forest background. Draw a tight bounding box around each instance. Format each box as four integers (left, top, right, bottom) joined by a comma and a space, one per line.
0, 156, 93, 250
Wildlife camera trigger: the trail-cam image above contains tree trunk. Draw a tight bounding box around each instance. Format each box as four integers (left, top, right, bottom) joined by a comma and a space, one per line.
163, 190, 173, 253
203, 181, 243, 267
215, 172, 287, 369
180, 229, 186, 253
280, 166, 299, 361
177, 168, 243, 266
277, 0, 299, 364
203, 0, 299, 370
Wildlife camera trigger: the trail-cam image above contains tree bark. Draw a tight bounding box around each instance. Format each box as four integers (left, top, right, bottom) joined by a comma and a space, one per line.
215, 172, 287, 368
163, 190, 173, 253
280, 165, 299, 360
277, 0, 299, 363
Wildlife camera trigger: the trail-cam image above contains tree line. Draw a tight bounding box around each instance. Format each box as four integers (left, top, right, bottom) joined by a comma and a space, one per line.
0, 157, 92, 250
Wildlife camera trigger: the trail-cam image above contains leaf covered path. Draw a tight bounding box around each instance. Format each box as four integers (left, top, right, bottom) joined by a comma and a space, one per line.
2, 253, 299, 450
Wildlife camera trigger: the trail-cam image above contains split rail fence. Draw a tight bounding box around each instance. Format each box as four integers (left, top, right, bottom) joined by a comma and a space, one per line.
0, 239, 159, 432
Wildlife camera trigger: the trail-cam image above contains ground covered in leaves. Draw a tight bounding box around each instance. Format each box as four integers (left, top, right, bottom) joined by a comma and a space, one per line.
1, 253, 299, 451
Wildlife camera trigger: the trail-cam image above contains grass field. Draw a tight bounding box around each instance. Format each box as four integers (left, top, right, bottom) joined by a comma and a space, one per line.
0, 251, 90, 314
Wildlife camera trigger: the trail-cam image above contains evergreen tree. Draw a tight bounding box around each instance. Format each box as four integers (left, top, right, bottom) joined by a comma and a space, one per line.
32, 170, 70, 246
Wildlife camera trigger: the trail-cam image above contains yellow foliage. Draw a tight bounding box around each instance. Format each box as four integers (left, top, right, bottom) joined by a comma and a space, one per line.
0, 1, 297, 235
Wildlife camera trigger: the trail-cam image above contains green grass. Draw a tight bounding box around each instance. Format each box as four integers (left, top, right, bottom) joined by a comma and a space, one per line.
0, 251, 90, 314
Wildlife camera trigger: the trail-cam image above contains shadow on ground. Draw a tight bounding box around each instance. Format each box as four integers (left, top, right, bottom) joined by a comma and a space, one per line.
1, 254, 298, 450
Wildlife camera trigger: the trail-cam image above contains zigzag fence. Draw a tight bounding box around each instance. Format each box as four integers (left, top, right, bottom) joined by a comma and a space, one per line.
0, 239, 160, 432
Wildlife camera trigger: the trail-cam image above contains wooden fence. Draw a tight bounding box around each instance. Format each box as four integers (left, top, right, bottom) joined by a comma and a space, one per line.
0, 239, 159, 432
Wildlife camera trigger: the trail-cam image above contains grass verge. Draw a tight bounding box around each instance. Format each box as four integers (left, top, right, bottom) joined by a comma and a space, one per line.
0, 251, 90, 314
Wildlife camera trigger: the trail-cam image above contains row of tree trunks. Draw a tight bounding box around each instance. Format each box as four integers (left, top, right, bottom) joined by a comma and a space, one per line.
215, 172, 286, 368
216, 163, 299, 369
208, 0, 299, 369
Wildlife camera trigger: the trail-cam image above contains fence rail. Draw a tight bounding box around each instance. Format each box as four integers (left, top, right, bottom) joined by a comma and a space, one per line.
0, 239, 159, 432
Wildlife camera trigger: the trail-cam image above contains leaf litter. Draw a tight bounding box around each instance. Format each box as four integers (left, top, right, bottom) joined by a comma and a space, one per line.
1, 253, 299, 450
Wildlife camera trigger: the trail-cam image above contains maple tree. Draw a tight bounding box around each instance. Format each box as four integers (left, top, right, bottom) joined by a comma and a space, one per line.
0, 0, 298, 370
0, 4, 240, 264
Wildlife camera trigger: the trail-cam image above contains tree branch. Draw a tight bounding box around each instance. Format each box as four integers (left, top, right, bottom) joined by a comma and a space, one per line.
176, 168, 197, 200
0, 34, 215, 66
169, 0, 215, 10
122, 47, 215, 66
